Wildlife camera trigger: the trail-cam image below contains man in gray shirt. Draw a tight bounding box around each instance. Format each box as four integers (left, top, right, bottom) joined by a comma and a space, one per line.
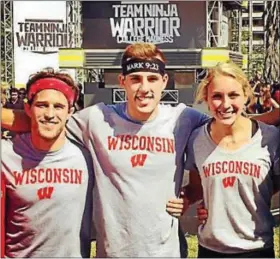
2, 69, 94, 257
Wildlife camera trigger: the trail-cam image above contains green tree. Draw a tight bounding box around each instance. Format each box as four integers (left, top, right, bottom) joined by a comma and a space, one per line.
241, 30, 264, 77
241, 30, 250, 54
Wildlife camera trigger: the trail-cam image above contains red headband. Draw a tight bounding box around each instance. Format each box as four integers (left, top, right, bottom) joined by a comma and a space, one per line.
28, 78, 76, 106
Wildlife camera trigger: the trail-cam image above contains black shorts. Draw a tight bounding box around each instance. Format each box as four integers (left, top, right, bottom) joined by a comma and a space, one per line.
179, 223, 188, 258
198, 244, 275, 258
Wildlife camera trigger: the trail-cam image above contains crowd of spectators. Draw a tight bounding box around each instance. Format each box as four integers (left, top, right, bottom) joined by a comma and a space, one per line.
1, 87, 26, 110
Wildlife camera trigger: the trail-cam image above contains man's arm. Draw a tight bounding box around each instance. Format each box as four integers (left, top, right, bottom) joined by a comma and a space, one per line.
166, 170, 203, 217
182, 170, 203, 205
251, 107, 280, 126
1, 108, 31, 132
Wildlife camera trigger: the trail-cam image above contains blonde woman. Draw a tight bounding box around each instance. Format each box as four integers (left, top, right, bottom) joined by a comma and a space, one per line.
167, 61, 280, 257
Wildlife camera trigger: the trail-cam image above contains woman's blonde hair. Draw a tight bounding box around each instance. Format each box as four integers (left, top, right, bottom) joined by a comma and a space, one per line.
195, 61, 253, 104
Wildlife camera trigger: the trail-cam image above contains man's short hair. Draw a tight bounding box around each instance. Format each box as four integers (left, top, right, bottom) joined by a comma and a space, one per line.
121, 42, 167, 65
10, 88, 19, 94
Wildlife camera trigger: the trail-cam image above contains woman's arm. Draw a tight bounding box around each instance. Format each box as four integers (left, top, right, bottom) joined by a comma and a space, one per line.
271, 98, 280, 109
182, 170, 203, 205
166, 170, 203, 217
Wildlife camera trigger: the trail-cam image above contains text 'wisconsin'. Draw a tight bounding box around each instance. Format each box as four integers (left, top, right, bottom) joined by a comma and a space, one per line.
13, 168, 83, 185
108, 135, 175, 153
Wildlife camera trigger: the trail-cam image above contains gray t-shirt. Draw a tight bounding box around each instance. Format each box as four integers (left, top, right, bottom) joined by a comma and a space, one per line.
2, 134, 94, 258
185, 121, 280, 253
66, 102, 209, 257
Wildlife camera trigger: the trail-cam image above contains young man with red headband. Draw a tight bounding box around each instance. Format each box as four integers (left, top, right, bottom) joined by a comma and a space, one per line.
2, 43, 279, 257
1, 69, 94, 257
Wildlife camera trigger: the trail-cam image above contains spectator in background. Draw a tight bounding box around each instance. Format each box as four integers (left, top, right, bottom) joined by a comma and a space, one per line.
18, 87, 27, 101
250, 70, 263, 94
271, 81, 280, 104
5, 88, 24, 110
1, 87, 7, 107
247, 83, 279, 114
266, 82, 272, 93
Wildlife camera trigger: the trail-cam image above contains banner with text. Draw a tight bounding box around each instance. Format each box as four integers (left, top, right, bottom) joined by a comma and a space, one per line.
82, 1, 206, 49
13, 1, 74, 87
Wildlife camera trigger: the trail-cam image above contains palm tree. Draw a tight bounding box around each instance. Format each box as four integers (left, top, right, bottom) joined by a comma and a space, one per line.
264, 1, 280, 82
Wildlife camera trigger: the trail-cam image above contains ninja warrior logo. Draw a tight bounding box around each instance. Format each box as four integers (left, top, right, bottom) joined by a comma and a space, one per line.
15, 19, 72, 54
110, 4, 181, 44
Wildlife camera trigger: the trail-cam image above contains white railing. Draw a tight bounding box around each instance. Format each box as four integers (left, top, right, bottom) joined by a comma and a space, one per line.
271, 208, 280, 217
113, 89, 179, 104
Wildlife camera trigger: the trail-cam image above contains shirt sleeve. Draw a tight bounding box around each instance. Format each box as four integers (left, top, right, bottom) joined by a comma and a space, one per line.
178, 106, 211, 133
66, 106, 93, 148
188, 106, 211, 129
184, 129, 200, 172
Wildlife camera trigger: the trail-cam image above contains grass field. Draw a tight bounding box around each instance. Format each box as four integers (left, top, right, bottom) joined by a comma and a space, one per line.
90, 227, 280, 258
